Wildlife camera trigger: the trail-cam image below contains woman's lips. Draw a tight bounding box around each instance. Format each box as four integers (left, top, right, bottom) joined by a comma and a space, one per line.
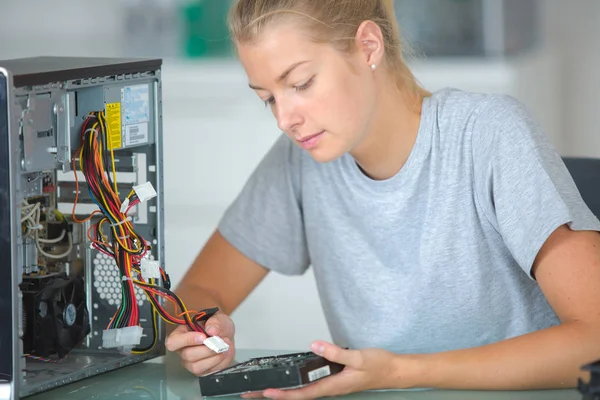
296, 131, 324, 150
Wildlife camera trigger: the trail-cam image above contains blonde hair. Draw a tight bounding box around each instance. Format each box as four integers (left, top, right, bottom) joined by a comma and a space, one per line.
228, 0, 430, 99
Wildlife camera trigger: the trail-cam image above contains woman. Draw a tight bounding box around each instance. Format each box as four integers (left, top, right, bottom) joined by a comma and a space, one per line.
165, 0, 600, 398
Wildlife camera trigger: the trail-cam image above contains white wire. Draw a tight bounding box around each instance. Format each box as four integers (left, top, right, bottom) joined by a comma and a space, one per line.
35, 231, 73, 260
21, 201, 42, 239
37, 229, 66, 244
21, 199, 71, 258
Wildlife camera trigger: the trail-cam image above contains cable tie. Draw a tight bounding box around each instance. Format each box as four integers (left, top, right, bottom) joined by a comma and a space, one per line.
110, 216, 132, 227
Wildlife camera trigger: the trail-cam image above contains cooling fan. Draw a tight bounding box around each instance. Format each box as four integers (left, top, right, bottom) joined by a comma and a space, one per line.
21, 274, 91, 359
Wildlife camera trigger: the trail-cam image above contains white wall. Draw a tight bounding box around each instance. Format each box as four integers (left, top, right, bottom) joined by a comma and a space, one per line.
548, 0, 600, 157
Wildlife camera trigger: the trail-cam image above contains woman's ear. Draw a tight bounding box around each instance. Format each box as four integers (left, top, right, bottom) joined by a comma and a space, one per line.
354, 20, 385, 69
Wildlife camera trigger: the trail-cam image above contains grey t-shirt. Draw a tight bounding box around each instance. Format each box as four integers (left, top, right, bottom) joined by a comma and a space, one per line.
218, 88, 600, 354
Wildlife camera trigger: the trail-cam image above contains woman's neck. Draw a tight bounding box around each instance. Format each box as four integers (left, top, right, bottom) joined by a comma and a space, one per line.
351, 87, 423, 181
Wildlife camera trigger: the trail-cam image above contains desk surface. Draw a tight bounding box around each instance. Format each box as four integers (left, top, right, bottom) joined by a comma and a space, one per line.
26, 349, 582, 400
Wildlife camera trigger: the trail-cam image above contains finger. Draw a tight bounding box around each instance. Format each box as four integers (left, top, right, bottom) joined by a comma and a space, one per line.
165, 330, 206, 352
179, 342, 219, 363
201, 338, 235, 373
262, 376, 343, 400
241, 391, 266, 399
311, 341, 362, 369
205, 313, 234, 337
183, 352, 228, 376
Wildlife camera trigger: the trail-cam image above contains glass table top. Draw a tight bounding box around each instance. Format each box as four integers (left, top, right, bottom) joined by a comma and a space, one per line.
25, 349, 583, 400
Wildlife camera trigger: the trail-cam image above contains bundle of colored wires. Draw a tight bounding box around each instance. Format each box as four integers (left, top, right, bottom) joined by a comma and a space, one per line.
71, 111, 216, 351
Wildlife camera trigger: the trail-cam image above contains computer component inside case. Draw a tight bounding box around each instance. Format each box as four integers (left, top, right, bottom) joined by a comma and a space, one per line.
198, 351, 344, 397
0, 56, 206, 400
579, 360, 600, 400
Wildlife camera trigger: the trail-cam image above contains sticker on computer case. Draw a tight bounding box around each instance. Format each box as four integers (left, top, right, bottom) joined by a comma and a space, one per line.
308, 365, 331, 382
124, 123, 148, 146
105, 102, 122, 150
121, 84, 149, 125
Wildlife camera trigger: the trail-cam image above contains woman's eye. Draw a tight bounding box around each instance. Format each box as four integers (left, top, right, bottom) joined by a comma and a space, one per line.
295, 76, 314, 92
264, 96, 275, 107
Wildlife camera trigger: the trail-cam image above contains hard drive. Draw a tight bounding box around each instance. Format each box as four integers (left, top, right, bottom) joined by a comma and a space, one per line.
198, 351, 344, 397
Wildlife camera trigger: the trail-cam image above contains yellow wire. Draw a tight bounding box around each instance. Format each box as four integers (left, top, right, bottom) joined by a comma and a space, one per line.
83, 123, 139, 252
98, 111, 119, 195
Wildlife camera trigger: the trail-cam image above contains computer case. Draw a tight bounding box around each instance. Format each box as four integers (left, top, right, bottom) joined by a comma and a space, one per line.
0, 56, 166, 399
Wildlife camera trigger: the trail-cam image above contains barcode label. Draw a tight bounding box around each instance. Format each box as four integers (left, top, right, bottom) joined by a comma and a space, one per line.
124, 123, 148, 146
307, 365, 331, 382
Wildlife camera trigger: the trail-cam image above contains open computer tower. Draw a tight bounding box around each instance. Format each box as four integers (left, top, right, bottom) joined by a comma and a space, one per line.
0, 56, 166, 399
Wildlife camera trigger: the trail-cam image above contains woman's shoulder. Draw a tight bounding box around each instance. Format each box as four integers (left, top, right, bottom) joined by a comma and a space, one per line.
427, 87, 539, 150
428, 87, 527, 125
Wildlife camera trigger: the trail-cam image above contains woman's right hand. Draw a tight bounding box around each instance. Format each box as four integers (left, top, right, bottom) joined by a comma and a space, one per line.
165, 312, 236, 376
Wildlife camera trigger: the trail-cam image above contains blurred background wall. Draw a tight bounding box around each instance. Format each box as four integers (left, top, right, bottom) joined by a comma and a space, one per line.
1, 0, 598, 351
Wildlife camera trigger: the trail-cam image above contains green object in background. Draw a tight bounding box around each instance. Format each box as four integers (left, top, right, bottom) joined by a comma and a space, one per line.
181, 0, 234, 58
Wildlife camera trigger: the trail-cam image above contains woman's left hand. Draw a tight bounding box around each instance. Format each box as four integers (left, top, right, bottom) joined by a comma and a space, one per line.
241, 341, 415, 399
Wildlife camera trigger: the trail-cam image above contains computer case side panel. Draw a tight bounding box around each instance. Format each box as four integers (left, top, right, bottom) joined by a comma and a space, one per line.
0, 68, 18, 400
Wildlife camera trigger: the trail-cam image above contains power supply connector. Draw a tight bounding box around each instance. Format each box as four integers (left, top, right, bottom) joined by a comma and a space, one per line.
132, 181, 157, 203
140, 258, 161, 280
204, 336, 229, 354
102, 326, 144, 352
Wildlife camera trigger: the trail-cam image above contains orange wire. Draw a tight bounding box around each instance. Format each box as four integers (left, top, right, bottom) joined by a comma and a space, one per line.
71, 143, 101, 223
137, 285, 204, 325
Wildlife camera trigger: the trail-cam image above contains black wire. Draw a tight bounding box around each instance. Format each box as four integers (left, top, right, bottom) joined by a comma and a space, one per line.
134, 281, 209, 335
132, 305, 157, 353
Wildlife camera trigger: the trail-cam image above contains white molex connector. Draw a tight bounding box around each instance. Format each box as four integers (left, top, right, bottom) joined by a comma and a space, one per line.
132, 181, 157, 203
140, 258, 161, 280
203, 336, 229, 354
102, 326, 143, 352
120, 197, 130, 213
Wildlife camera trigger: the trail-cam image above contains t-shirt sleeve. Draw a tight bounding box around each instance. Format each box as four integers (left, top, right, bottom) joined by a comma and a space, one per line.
471, 94, 600, 278
217, 134, 310, 275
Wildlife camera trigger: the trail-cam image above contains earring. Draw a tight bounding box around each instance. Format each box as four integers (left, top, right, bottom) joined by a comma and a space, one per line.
371, 64, 376, 70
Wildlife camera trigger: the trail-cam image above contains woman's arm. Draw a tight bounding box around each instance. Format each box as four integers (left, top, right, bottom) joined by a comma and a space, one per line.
407, 224, 600, 390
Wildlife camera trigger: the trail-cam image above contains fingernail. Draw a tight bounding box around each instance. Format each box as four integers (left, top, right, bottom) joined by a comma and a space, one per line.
311, 342, 324, 356
195, 334, 205, 344
206, 325, 218, 335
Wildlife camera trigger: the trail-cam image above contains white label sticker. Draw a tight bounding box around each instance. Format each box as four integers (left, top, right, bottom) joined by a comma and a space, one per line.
308, 365, 331, 382
122, 84, 150, 124
125, 123, 148, 146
